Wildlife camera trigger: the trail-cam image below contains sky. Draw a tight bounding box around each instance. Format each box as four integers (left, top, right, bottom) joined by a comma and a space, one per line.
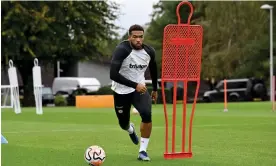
111, 0, 160, 37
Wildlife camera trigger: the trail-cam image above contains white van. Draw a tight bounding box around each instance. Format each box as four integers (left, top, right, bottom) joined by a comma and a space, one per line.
52, 77, 101, 95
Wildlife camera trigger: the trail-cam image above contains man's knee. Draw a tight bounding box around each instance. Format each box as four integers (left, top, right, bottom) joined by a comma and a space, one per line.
140, 110, 152, 123
118, 119, 129, 130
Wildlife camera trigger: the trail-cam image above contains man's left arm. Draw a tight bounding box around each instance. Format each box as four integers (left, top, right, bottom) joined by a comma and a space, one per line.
148, 47, 158, 92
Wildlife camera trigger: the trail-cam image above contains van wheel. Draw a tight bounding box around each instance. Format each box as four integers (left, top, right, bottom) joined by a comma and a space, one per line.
229, 95, 238, 102
203, 97, 211, 103
253, 83, 266, 97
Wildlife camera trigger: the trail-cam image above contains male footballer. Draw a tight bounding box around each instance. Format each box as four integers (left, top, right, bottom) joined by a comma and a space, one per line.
110, 24, 158, 161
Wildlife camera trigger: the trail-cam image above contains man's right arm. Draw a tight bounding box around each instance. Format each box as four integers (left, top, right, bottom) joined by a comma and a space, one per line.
110, 46, 138, 89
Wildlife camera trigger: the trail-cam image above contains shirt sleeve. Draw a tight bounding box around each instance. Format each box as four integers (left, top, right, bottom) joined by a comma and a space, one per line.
109, 46, 138, 89
148, 47, 158, 91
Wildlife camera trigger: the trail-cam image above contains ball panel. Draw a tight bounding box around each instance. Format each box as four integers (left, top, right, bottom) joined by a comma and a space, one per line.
84, 145, 106, 165
84, 147, 93, 163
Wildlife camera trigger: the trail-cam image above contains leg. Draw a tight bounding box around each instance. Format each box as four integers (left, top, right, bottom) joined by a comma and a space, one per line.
132, 91, 152, 161
113, 91, 139, 145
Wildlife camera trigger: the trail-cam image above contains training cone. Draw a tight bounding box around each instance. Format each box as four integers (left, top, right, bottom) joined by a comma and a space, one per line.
1, 134, 8, 144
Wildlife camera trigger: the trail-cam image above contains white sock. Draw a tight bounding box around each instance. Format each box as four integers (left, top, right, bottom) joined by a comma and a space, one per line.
139, 138, 149, 152
127, 125, 134, 134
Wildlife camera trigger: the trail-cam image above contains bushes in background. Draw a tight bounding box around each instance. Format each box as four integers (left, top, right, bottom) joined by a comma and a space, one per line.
72, 85, 172, 104
96, 85, 113, 95
54, 95, 67, 106
147, 87, 172, 104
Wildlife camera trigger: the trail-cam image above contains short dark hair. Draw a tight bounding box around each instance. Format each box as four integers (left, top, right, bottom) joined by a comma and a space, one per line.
128, 24, 144, 36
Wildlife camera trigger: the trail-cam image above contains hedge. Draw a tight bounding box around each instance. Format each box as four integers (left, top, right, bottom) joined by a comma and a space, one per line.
96, 86, 113, 95
147, 87, 172, 104
89, 85, 172, 104
54, 94, 67, 106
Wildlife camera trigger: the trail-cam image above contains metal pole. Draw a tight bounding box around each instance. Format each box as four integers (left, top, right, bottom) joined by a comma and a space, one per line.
57, 61, 60, 77
270, 8, 273, 102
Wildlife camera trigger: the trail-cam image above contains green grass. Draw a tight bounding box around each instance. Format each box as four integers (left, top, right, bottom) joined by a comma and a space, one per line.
1, 102, 276, 166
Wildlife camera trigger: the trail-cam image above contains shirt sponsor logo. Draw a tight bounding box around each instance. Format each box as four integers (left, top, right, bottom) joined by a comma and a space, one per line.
129, 64, 147, 70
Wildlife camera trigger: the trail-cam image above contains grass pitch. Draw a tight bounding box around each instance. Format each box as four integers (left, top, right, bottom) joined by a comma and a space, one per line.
1, 102, 276, 166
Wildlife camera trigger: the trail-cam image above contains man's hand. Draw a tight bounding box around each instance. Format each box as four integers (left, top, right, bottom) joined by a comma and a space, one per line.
151, 91, 158, 104
136, 83, 147, 93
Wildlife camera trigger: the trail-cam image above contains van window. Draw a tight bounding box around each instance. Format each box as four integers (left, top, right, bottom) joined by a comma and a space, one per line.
215, 81, 224, 90
227, 81, 247, 89
165, 82, 184, 89
42, 87, 53, 94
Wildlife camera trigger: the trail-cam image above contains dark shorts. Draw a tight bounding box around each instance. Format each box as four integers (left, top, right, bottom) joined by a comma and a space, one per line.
113, 90, 152, 124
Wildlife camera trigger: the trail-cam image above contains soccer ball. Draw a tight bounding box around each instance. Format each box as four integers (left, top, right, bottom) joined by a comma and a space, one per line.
84, 145, 106, 166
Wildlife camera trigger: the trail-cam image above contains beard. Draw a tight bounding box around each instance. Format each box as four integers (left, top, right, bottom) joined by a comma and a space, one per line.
130, 41, 142, 50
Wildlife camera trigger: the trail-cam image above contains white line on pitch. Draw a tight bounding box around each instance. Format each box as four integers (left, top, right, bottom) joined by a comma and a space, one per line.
2, 123, 275, 134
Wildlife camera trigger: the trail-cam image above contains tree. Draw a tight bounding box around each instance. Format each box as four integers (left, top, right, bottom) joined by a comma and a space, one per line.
1, 1, 120, 106
144, 1, 206, 78
198, 1, 271, 79
145, 1, 275, 84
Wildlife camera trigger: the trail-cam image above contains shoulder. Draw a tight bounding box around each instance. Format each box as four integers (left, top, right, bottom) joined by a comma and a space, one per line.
116, 40, 132, 53
143, 44, 155, 57
111, 40, 132, 61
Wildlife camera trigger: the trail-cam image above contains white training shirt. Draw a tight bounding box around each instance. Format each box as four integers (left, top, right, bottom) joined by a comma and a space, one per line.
110, 40, 158, 94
